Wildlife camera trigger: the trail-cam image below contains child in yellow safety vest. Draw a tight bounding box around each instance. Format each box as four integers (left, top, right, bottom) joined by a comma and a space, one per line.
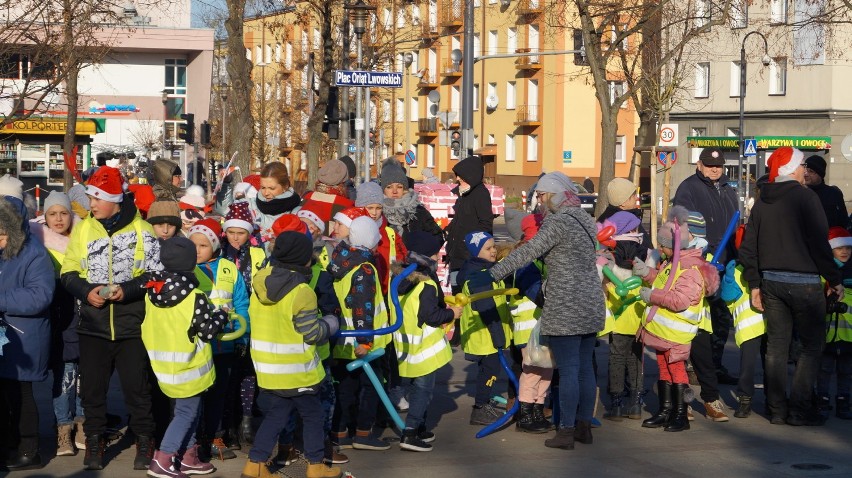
142, 237, 228, 478
391, 232, 462, 451
632, 217, 719, 432
816, 227, 852, 420
458, 231, 513, 427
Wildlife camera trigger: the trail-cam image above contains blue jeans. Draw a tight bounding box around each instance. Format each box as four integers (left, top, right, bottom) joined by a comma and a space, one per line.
547, 334, 596, 429
401, 372, 437, 430
52, 361, 84, 426
251, 390, 324, 464
160, 395, 202, 454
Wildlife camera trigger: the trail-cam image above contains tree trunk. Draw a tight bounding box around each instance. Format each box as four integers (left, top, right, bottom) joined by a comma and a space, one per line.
62, 0, 78, 191
595, 111, 619, 216
305, 1, 335, 189
225, 0, 255, 175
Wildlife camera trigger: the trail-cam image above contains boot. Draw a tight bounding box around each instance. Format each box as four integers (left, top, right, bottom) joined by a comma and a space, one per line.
240, 459, 276, 478
226, 427, 241, 450
516, 402, 548, 433
324, 439, 349, 464
134, 435, 156, 470
836, 395, 852, 420
74, 417, 86, 450
238, 416, 254, 446
147, 450, 188, 478
211, 437, 237, 460
573, 420, 593, 444
83, 434, 105, 471
544, 427, 575, 450
642, 381, 673, 428
179, 444, 216, 475
664, 383, 691, 432
625, 389, 643, 419
306, 462, 342, 478
399, 427, 432, 452
532, 403, 555, 431
57, 423, 76, 456
818, 395, 832, 419
734, 395, 752, 418
5, 448, 42, 471
605, 394, 624, 421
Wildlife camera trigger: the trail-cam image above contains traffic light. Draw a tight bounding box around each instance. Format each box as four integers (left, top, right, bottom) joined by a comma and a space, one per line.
200, 121, 211, 146
450, 129, 462, 156
179, 113, 195, 144
323, 87, 340, 139
369, 130, 376, 149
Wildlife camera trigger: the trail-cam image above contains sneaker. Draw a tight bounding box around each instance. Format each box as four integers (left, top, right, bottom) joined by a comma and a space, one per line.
210, 438, 237, 460
178, 444, 215, 476
147, 450, 187, 478
704, 400, 730, 422
56, 423, 76, 456
399, 429, 432, 452
324, 440, 349, 465
352, 430, 391, 451
470, 403, 503, 425
734, 396, 752, 419
330, 432, 353, 450
418, 429, 435, 443
687, 407, 695, 421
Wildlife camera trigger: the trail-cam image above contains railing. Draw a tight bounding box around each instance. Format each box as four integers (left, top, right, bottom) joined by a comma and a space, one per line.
421, 21, 440, 39
417, 69, 439, 87
418, 117, 438, 133
515, 104, 540, 124
515, 51, 541, 68
441, 59, 461, 76
440, 0, 463, 26
518, 0, 543, 14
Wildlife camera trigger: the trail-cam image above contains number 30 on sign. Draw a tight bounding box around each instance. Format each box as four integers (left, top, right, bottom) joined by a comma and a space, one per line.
658, 124, 678, 147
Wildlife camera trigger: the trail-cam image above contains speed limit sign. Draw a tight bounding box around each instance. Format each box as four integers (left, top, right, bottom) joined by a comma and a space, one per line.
658, 124, 678, 147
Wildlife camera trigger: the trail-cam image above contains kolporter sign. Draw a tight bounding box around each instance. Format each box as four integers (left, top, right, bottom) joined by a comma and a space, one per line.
3, 119, 100, 135
333, 70, 403, 88
686, 136, 832, 150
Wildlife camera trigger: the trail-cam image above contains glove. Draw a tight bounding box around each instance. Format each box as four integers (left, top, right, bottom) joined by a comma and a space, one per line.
639, 287, 653, 304
321, 314, 340, 337
632, 257, 650, 278
720, 260, 743, 303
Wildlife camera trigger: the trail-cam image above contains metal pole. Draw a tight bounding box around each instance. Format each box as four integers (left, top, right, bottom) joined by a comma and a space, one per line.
738, 45, 746, 218
461, 0, 474, 157
222, 96, 227, 167
365, 86, 371, 182
162, 98, 167, 158
339, 18, 351, 158
404, 65, 410, 174
355, 36, 363, 184
260, 63, 266, 166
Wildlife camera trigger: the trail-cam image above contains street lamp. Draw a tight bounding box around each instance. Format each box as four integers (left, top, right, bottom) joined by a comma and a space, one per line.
345, 0, 376, 184
738, 30, 770, 217
161, 89, 169, 156
220, 84, 229, 167
403, 51, 413, 174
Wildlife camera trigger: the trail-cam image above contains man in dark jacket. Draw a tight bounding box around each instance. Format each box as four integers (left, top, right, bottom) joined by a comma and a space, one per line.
804, 155, 849, 229
740, 146, 843, 426
445, 157, 493, 292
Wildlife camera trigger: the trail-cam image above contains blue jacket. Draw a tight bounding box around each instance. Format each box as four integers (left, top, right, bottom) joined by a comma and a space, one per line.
196, 257, 250, 354
0, 196, 56, 381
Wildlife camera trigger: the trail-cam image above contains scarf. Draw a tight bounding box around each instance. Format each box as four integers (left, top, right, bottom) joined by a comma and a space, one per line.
313, 182, 348, 197
256, 190, 301, 216
383, 191, 420, 229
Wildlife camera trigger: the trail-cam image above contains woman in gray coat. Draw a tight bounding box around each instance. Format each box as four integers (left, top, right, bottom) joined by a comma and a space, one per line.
485, 172, 605, 450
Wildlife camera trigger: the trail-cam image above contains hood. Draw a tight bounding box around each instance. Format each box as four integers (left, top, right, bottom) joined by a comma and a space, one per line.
452, 157, 484, 187
677, 248, 720, 296
0, 196, 29, 260
28, 216, 79, 254
152, 158, 180, 198
759, 180, 802, 204
391, 252, 443, 299
146, 271, 199, 307
253, 266, 308, 304
326, 240, 373, 280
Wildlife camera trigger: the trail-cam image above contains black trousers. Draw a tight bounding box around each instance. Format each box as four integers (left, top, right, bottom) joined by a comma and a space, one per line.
0, 379, 39, 454
690, 330, 720, 403
202, 353, 235, 437
331, 360, 381, 433
78, 335, 155, 437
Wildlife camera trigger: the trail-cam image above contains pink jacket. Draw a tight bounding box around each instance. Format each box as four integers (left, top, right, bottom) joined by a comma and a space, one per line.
642, 248, 719, 313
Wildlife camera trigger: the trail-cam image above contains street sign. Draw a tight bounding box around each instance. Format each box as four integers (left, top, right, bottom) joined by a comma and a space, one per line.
658, 124, 679, 147
657, 151, 677, 167
333, 70, 403, 88
744, 138, 757, 157
354, 118, 364, 131
563, 151, 572, 160
405, 150, 416, 165
842, 134, 852, 161
348, 144, 356, 153
437, 111, 458, 127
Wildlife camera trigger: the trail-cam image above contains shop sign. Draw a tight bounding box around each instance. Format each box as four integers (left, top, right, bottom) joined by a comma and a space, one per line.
686, 136, 832, 150
88, 103, 140, 114
3, 119, 99, 135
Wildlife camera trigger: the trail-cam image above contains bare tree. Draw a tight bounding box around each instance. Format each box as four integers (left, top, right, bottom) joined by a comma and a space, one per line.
225, 0, 256, 175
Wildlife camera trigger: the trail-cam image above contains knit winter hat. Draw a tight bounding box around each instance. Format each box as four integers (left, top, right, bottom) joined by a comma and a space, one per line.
233, 181, 258, 199
223, 200, 254, 233
657, 221, 691, 250
521, 213, 543, 240
766, 147, 804, 182
698, 147, 726, 166
318, 159, 349, 186
465, 231, 494, 257
189, 218, 222, 252
608, 211, 640, 236
504, 208, 525, 241
271, 213, 308, 238
355, 181, 384, 207
686, 211, 707, 238
44, 191, 72, 213
606, 178, 636, 207
86, 166, 125, 203
804, 155, 827, 179
338, 155, 357, 179
404, 231, 444, 257
829, 226, 852, 249
0, 174, 23, 200
160, 237, 197, 273
380, 158, 408, 189
333, 206, 369, 228
535, 171, 578, 195
271, 231, 314, 268
147, 200, 181, 228
297, 201, 326, 233
349, 216, 381, 250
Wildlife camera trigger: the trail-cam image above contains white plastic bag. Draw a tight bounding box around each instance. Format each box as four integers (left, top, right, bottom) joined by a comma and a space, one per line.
524, 320, 555, 369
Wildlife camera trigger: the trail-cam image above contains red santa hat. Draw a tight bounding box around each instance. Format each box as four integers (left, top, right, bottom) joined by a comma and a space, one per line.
86, 166, 126, 203
829, 226, 852, 249
188, 218, 222, 251
128, 184, 155, 216
765, 146, 804, 182
271, 213, 308, 238
297, 201, 326, 233
223, 200, 255, 233
333, 206, 369, 228
521, 213, 543, 241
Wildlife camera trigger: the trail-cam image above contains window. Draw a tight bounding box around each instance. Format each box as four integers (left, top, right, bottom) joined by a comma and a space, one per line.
312, 29, 320, 51
615, 136, 626, 163
474, 33, 481, 56
410, 97, 419, 121
473, 84, 479, 110
487, 82, 497, 104
506, 81, 516, 109
505, 134, 515, 162
397, 6, 406, 27
527, 134, 538, 162
730, 61, 741, 97
383, 99, 391, 122
255, 45, 262, 63
473, 135, 479, 151
246, 48, 251, 61
695, 0, 710, 27
411, 5, 421, 25
275, 43, 281, 62
731, 0, 747, 29
396, 98, 404, 122
573, 29, 588, 65
608, 81, 625, 106
769, 57, 787, 95
507, 27, 518, 53
164, 59, 187, 95
488, 30, 498, 56
488, 134, 495, 144
427, 144, 435, 168
770, 0, 787, 24
727, 127, 739, 137
265, 44, 272, 63
691, 127, 707, 163
451, 85, 460, 111
383, 7, 393, 30
695, 62, 710, 98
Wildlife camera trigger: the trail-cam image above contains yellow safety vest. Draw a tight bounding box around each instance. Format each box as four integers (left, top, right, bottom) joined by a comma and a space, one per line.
509, 280, 540, 346
248, 246, 266, 278
603, 283, 644, 336
827, 294, 852, 343
392, 279, 452, 377
599, 304, 615, 338
331, 262, 390, 360
727, 265, 766, 346
642, 263, 704, 345
142, 291, 216, 399
460, 275, 513, 355
249, 282, 325, 389
47, 248, 65, 278
194, 259, 239, 311
308, 262, 330, 361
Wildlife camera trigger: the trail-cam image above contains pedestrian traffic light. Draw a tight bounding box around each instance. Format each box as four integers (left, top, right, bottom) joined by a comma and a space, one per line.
200, 121, 211, 146
450, 129, 462, 156
323, 87, 340, 139
369, 130, 376, 149
179, 113, 195, 145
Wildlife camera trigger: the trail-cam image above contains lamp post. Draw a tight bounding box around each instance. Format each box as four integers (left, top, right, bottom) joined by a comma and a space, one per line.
220, 84, 229, 166
738, 31, 770, 217
403, 51, 413, 174
461, 0, 474, 158
161, 89, 169, 157
256, 61, 268, 168
345, 0, 375, 184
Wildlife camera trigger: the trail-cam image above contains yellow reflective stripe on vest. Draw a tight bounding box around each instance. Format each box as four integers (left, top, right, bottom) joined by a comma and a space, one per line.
392, 280, 452, 377
643, 263, 703, 345
253, 354, 321, 376
332, 262, 389, 360
827, 294, 852, 343
728, 265, 765, 346
460, 275, 513, 355
151, 346, 215, 385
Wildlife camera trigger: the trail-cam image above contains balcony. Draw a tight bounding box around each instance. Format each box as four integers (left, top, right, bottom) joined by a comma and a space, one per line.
420, 22, 440, 42
514, 105, 541, 126
441, 59, 462, 78
517, 0, 543, 15
417, 69, 439, 88
417, 118, 439, 137
440, 0, 463, 27
515, 50, 542, 71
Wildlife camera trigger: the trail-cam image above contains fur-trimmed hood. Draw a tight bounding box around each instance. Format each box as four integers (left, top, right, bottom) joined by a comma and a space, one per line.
29, 214, 82, 254
0, 196, 30, 260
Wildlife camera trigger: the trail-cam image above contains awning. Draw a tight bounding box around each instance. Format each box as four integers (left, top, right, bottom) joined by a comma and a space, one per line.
474, 144, 497, 156
2, 118, 104, 136
685, 136, 831, 150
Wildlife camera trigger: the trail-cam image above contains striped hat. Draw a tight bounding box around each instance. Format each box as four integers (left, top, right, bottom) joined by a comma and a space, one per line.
686, 211, 706, 238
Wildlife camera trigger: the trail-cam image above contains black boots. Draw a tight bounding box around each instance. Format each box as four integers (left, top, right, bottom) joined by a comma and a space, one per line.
531, 404, 554, 431
83, 435, 106, 470
837, 395, 852, 420
133, 435, 155, 470
573, 420, 593, 444
239, 415, 255, 446
734, 395, 752, 418
664, 384, 690, 432
544, 427, 575, 450
605, 394, 624, 421
642, 381, 673, 428
516, 402, 549, 433
625, 389, 643, 419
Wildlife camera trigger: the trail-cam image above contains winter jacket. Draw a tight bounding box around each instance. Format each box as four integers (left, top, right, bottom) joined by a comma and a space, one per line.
248, 189, 302, 243
383, 190, 446, 243
393, 255, 454, 329
375, 216, 409, 295
446, 158, 494, 270
808, 182, 849, 229
0, 196, 56, 381
152, 158, 181, 201
640, 249, 718, 312
327, 241, 381, 345
672, 170, 739, 263
740, 179, 841, 289
61, 197, 163, 341
490, 204, 605, 337
195, 257, 251, 353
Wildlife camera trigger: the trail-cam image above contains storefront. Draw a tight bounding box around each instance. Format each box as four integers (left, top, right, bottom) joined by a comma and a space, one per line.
0, 117, 103, 190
